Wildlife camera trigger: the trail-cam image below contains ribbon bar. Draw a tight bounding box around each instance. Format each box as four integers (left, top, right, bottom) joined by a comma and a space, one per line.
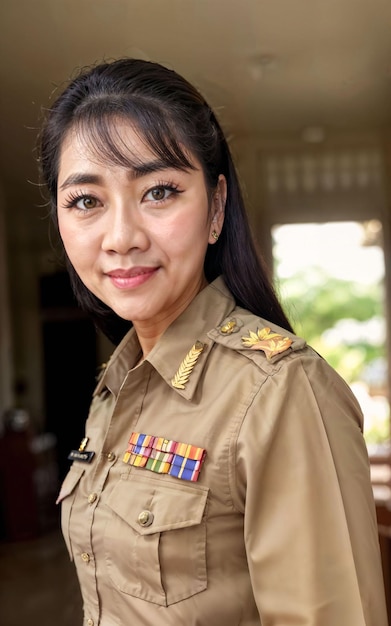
123, 432, 206, 482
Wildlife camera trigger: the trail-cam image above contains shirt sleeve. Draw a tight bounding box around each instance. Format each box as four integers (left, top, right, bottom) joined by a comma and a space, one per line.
235, 351, 388, 626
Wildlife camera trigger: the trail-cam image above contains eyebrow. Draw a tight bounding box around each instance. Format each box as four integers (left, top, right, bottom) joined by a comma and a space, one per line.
59, 159, 191, 191
59, 173, 102, 191
130, 159, 189, 179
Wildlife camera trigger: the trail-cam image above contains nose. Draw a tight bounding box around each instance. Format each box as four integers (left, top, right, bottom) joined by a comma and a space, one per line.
101, 204, 149, 255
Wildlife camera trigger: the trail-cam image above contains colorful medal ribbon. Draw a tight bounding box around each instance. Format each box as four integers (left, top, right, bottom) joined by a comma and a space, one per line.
123, 432, 206, 482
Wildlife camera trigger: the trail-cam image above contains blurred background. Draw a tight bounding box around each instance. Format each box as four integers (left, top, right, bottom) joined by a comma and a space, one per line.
1, 0, 391, 623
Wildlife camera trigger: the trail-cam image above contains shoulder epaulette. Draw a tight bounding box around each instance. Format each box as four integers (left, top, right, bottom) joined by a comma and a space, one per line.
207, 312, 306, 366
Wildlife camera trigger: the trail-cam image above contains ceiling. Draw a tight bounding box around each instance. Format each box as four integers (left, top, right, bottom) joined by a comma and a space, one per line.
2, 0, 391, 225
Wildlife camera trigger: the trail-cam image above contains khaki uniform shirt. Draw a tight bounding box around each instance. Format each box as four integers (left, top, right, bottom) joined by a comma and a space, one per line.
58, 277, 387, 626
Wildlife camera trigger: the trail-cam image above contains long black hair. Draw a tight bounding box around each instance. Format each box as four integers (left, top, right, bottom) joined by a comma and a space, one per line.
39, 58, 292, 343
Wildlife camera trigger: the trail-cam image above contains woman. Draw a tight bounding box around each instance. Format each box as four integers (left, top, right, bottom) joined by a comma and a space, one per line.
40, 58, 387, 625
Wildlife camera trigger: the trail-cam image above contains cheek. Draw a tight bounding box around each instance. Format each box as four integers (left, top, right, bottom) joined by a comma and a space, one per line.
58, 222, 74, 257
57, 212, 75, 244
58, 220, 97, 267
154, 222, 209, 263
154, 205, 211, 244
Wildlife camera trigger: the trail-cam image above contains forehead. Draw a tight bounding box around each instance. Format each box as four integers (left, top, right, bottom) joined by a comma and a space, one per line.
58, 114, 197, 176
60, 121, 156, 168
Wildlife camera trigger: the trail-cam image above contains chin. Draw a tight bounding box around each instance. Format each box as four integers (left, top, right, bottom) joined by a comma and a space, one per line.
114, 307, 150, 322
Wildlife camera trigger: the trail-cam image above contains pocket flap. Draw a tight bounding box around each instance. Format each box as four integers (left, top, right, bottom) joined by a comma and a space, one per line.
56, 465, 85, 504
106, 474, 208, 535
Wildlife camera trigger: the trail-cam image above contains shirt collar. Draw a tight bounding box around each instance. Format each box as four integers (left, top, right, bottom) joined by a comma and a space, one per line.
94, 276, 236, 401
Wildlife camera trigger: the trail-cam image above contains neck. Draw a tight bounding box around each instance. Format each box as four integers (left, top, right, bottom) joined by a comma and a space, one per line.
133, 277, 208, 358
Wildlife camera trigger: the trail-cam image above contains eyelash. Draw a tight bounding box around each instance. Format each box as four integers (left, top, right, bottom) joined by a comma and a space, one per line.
143, 182, 181, 204
61, 182, 181, 211
62, 191, 98, 211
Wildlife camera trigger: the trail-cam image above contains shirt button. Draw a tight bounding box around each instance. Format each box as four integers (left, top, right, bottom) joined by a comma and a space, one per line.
87, 619, 94, 626
87, 493, 97, 504
107, 452, 116, 462
81, 552, 90, 563
138, 510, 154, 527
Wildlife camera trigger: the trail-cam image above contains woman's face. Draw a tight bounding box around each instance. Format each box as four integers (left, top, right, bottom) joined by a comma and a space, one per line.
57, 121, 225, 339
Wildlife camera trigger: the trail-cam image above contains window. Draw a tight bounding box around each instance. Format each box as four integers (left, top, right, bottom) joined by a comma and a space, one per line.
272, 220, 389, 448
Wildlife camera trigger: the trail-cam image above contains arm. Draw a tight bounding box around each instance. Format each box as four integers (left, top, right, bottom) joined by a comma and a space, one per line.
236, 352, 387, 626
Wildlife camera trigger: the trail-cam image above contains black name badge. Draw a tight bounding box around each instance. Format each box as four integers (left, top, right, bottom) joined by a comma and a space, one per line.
68, 450, 95, 463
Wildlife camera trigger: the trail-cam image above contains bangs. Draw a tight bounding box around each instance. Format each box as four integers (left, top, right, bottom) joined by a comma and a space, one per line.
71, 97, 196, 172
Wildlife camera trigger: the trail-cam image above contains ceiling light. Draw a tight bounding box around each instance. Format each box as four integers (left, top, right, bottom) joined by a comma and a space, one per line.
301, 126, 326, 143
249, 54, 278, 80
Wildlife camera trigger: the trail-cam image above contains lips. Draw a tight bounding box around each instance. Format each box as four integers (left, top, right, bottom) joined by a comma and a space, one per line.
106, 267, 157, 279
105, 266, 158, 289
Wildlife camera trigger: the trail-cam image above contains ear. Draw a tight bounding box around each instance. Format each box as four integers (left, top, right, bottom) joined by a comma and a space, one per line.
209, 174, 226, 244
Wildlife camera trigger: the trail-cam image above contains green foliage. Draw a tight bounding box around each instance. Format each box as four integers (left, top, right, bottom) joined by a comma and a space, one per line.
364, 417, 390, 445
275, 265, 389, 444
276, 266, 382, 342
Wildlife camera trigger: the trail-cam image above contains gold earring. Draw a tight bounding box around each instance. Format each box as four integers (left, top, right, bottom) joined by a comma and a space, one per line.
211, 230, 219, 241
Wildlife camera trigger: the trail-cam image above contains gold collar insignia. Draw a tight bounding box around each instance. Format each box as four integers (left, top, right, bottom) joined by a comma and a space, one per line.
171, 341, 205, 389
219, 317, 242, 335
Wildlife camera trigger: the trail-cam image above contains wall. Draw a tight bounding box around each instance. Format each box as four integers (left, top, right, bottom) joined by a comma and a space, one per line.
0, 188, 13, 425
5, 189, 51, 431
233, 130, 388, 259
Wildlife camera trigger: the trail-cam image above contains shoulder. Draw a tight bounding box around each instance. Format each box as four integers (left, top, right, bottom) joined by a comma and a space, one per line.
207, 306, 309, 374
207, 306, 363, 427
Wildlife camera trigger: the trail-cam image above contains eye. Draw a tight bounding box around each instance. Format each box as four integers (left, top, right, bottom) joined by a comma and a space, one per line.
150, 187, 167, 201
62, 192, 100, 211
143, 184, 179, 203
76, 196, 97, 210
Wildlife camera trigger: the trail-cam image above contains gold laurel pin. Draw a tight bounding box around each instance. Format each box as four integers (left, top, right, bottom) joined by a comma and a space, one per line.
171, 341, 205, 389
241, 327, 292, 360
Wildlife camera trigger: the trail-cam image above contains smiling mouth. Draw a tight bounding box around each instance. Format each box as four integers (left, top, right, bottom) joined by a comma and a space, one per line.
106, 267, 157, 279
106, 267, 158, 289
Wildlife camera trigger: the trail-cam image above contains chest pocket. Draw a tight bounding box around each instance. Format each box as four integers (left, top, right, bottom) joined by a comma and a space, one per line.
56, 465, 85, 560
104, 473, 209, 606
